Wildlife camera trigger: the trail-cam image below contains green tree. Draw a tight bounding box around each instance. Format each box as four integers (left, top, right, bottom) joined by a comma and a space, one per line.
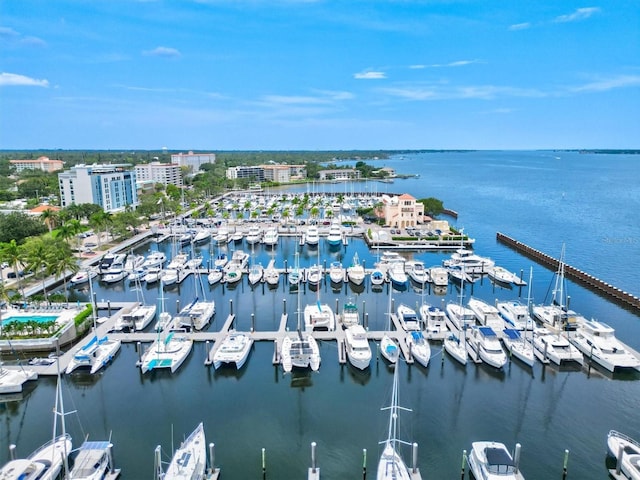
418, 197, 444, 218
40, 207, 60, 233
0, 239, 27, 302
47, 239, 78, 303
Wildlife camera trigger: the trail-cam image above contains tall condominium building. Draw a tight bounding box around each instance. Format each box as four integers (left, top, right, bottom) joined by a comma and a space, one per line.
171, 151, 216, 173
10, 156, 65, 173
58, 164, 138, 213
135, 162, 182, 187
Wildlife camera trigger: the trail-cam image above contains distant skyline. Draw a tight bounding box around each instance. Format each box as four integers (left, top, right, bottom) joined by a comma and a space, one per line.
1, 1, 639, 150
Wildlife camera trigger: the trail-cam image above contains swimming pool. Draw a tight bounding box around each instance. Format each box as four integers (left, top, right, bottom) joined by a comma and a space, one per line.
1, 315, 60, 325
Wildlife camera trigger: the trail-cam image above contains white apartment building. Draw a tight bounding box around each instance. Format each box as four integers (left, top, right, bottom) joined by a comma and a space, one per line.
171, 151, 216, 173
135, 162, 182, 187
58, 164, 138, 213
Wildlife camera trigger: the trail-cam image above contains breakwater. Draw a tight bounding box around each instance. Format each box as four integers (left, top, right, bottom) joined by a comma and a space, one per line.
496, 232, 640, 312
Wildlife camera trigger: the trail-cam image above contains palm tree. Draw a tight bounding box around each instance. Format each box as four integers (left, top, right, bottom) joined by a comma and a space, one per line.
89, 210, 112, 248
47, 239, 78, 304
23, 237, 52, 302
40, 207, 59, 233
0, 239, 27, 303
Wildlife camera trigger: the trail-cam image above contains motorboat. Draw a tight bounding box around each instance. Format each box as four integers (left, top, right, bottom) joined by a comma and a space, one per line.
0, 431, 72, 480
607, 430, 640, 480
65, 335, 122, 374
124, 253, 144, 272
443, 248, 494, 274
207, 266, 224, 285
531, 328, 583, 366
263, 228, 279, 247
496, 301, 535, 331
245, 226, 262, 245
346, 252, 365, 285
100, 269, 126, 284
406, 330, 431, 367
248, 263, 264, 285
466, 326, 508, 369
155, 423, 206, 480
406, 260, 428, 285
127, 268, 147, 283
501, 329, 535, 368
305, 225, 320, 246
213, 227, 229, 244
329, 261, 345, 284
488, 265, 526, 286
427, 266, 449, 286
167, 252, 189, 270
228, 249, 250, 270
419, 303, 448, 337
67, 440, 120, 480
192, 228, 211, 244
289, 252, 301, 286
447, 266, 475, 284
370, 269, 386, 286
212, 331, 254, 369
141, 252, 166, 269
304, 302, 335, 331
230, 230, 243, 243
377, 363, 412, 480
70, 269, 98, 286
162, 268, 179, 286
396, 304, 420, 332
444, 331, 468, 365
264, 265, 280, 286
176, 298, 215, 331
344, 325, 372, 370
185, 255, 203, 270
143, 267, 164, 284
468, 297, 505, 332
178, 232, 193, 246
306, 264, 322, 286
326, 221, 342, 246
140, 331, 193, 373
114, 304, 157, 332
213, 252, 228, 268
223, 269, 242, 284
446, 302, 476, 331
339, 299, 359, 328
380, 335, 400, 364
388, 262, 408, 289
468, 441, 525, 480
568, 319, 640, 372
0, 364, 37, 394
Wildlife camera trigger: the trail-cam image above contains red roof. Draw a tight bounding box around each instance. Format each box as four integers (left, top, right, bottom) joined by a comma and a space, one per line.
398, 193, 415, 200
30, 205, 61, 213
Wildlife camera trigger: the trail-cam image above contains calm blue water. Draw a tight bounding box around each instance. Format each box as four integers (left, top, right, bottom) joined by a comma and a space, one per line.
1, 151, 639, 479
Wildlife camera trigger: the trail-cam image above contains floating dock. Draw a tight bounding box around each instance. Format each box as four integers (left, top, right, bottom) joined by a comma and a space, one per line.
496, 232, 640, 312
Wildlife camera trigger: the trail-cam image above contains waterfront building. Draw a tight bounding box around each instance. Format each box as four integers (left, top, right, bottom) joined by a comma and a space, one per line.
226, 164, 306, 183
382, 193, 424, 228
10, 156, 64, 173
171, 151, 216, 173
58, 163, 138, 213
134, 161, 182, 188
318, 168, 360, 181
226, 166, 265, 182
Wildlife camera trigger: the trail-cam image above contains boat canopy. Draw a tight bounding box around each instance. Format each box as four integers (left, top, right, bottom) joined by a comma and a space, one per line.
503, 328, 522, 340
479, 326, 497, 337
484, 446, 516, 474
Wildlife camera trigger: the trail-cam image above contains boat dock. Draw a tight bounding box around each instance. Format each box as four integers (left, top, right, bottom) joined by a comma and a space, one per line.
496, 232, 640, 312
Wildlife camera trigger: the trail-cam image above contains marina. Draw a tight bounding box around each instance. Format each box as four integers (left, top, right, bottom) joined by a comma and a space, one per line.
1, 151, 639, 479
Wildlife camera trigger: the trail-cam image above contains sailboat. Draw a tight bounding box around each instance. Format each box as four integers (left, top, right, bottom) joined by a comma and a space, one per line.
155, 423, 206, 480
0, 364, 72, 480
154, 278, 173, 332
280, 285, 320, 372
380, 286, 400, 364
114, 274, 157, 332
501, 268, 535, 367
175, 269, 215, 331
304, 247, 335, 332
443, 266, 469, 366
377, 363, 413, 480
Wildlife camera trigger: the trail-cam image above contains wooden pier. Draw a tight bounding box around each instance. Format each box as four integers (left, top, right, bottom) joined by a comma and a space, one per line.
496, 232, 640, 312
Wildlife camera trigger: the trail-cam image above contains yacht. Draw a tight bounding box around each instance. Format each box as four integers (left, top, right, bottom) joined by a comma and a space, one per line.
427, 266, 449, 286
264, 265, 280, 286
346, 252, 365, 285
468, 441, 525, 480
228, 250, 250, 270
406, 330, 431, 367
387, 262, 408, 289
248, 263, 264, 285
100, 268, 126, 284
466, 326, 508, 369
114, 304, 157, 332
140, 331, 193, 373
568, 319, 640, 372
245, 225, 262, 245
370, 269, 386, 286
531, 328, 583, 366
141, 252, 166, 269
213, 252, 228, 268
377, 363, 412, 480
67, 440, 120, 480
70, 268, 98, 286
329, 261, 345, 284
0, 364, 37, 394
143, 267, 164, 284
192, 228, 211, 244
531, 304, 584, 333
65, 335, 122, 375
207, 266, 224, 285
326, 221, 342, 246
124, 253, 144, 272
496, 300, 535, 331
161, 268, 179, 286
339, 299, 360, 328
446, 302, 476, 331
607, 430, 640, 480
396, 304, 420, 332
263, 228, 279, 247
185, 255, 203, 270
223, 268, 242, 284
212, 331, 254, 370
305, 225, 320, 246
214, 227, 229, 244
501, 329, 535, 368
167, 252, 189, 270
281, 332, 321, 373
304, 302, 335, 331
488, 265, 525, 285
443, 248, 494, 274
419, 303, 448, 337
155, 423, 206, 480
344, 325, 372, 370
127, 268, 147, 284
306, 264, 322, 286
175, 298, 215, 331
0, 432, 71, 480
468, 297, 505, 332
405, 260, 428, 285
289, 252, 302, 286
444, 331, 468, 366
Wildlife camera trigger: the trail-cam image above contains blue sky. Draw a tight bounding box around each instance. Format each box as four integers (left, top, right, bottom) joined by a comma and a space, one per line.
1, 1, 639, 150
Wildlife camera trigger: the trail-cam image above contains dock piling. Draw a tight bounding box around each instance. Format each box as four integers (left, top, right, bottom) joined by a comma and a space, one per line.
311, 442, 317, 473
514, 443, 521, 473
136, 341, 142, 365
362, 448, 367, 480
562, 449, 569, 480
9, 444, 15, 461
362, 300, 366, 323
460, 449, 467, 480
229, 299, 233, 316
283, 298, 286, 315
262, 447, 266, 479
176, 299, 180, 314
412, 442, 418, 474
209, 443, 215, 474
251, 313, 255, 332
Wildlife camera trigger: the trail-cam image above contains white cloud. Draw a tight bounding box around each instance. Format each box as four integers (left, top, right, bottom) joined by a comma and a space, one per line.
0, 72, 49, 87
379, 83, 546, 101
354, 70, 386, 80
409, 65, 425, 70
554, 7, 600, 23
570, 75, 640, 92
0, 26, 46, 47
509, 22, 531, 31
143, 46, 181, 58
423, 59, 482, 68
